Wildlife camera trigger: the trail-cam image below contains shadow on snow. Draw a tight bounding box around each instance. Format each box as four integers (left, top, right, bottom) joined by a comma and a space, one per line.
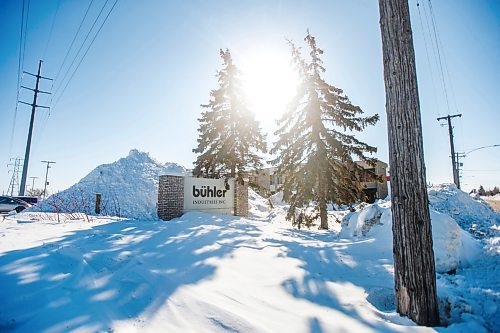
267, 228, 411, 333
0, 213, 260, 332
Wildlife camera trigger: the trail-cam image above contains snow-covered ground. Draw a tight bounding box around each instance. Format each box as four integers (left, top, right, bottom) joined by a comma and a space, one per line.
1, 186, 498, 332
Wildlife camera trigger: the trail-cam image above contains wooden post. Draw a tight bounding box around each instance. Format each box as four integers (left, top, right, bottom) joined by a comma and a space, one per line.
378, 0, 440, 326
95, 193, 101, 214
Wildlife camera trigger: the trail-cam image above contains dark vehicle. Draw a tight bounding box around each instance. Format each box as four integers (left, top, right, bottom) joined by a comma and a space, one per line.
13, 196, 39, 205
0, 196, 31, 213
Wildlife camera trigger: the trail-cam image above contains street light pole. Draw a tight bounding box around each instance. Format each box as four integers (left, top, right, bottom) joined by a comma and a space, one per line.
456, 144, 500, 189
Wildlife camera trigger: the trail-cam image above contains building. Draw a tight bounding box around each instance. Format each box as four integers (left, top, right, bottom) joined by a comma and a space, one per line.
248, 159, 389, 202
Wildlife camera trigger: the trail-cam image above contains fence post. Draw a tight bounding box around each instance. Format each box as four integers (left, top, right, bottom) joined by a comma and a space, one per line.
95, 193, 101, 214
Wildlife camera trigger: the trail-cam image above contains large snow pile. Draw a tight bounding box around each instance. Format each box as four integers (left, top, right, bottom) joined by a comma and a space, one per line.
30, 149, 187, 219
428, 184, 500, 238
340, 203, 481, 273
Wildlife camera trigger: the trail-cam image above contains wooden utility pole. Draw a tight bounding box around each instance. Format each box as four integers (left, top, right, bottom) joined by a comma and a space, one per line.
29, 176, 38, 193
19, 60, 52, 195
378, 0, 439, 326
437, 114, 462, 188
41, 160, 56, 200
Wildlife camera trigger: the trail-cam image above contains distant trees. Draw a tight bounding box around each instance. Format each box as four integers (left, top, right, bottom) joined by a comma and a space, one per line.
26, 188, 44, 197
193, 49, 266, 181
478, 185, 486, 196
493, 187, 500, 196
271, 32, 379, 229
477, 185, 499, 196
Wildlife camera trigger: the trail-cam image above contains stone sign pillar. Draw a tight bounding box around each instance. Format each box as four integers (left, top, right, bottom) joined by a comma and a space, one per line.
234, 180, 248, 217
157, 175, 184, 221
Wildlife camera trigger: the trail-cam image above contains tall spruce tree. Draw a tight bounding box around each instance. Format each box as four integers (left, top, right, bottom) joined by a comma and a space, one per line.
193, 49, 266, 181
271, 32, 379, 229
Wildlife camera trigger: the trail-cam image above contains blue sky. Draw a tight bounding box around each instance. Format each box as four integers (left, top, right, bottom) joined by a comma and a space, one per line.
1, 0, 499, 194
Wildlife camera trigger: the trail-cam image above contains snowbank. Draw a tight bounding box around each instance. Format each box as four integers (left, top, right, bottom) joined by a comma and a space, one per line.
340, 202, 481, 273
428, 184, 500, 238
481, 193, 500, 201
29, 149, 187, 220
248, 188, 271, 218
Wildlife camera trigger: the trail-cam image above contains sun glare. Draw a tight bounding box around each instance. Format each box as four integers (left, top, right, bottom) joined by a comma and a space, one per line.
240, 49, 299, 129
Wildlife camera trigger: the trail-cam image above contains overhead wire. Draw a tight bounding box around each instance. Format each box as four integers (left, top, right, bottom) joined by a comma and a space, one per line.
42, 0, 61, 60
52, 0, 119, 110
21, 0, 31, 74
415, 0, 439, 116
32, 0, 118, 155
425, 0, 451, 114
53, 0, 96, 85
9, 0, 30, 157
52, 0, 111, 99
416, 0, 463, 149
426, 0, 464, 156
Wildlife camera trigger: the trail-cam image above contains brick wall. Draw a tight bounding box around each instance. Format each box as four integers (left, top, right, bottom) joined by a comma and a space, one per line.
157, 175, 184, 221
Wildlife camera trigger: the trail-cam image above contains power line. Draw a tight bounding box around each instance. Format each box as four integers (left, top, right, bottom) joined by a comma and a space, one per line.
43, 0, 62, 60
426, 0, 451, 114
9, 0, 30, 157
21, 0, 31, 72
16, 0, 27, 95
54, 0, 96, 83
415, 1, 439, 115
52, 0, 119, 110
53, 0, 111, 99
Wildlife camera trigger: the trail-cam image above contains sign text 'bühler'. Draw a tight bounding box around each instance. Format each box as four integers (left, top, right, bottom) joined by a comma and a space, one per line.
192, 185, 228, 205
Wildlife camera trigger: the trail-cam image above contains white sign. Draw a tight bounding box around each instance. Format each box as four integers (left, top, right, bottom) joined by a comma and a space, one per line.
183, 177, 234, 215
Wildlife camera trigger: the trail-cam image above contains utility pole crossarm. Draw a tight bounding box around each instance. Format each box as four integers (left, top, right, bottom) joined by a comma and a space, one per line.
22, 71, 54, 81
18, 101, 51, 109
436, 114, 462, 121
20, 85, 52, 94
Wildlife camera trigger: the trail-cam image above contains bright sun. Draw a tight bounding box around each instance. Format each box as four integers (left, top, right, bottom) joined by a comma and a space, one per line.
239, 49, 299, 129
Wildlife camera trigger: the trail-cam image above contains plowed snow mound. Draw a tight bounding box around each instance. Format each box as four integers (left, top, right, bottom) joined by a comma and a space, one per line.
428, 184, 500, 238
30, 149, 187, 219
248, 189, 270, 218
340, 202, 481, 273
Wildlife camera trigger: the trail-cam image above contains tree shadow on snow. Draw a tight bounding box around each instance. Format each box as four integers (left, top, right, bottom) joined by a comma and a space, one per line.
0, 213, 260, 332
267, 229, 412, 333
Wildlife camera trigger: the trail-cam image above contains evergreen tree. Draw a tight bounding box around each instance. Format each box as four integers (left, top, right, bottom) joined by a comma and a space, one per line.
478, 185, 486, 196
492, 186, 499, 196
193, 49, 266, 181
271, 32, 379, 229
